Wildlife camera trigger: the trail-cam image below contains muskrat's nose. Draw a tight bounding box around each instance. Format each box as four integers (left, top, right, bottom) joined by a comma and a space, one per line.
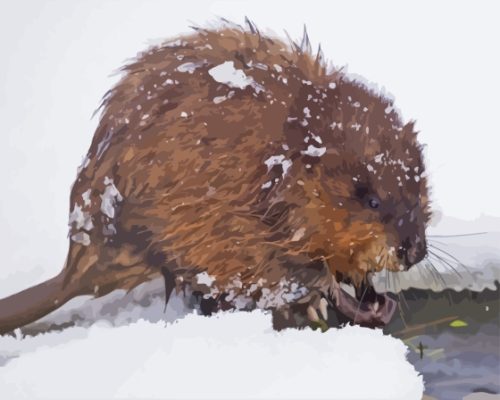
398, 237, 426, 268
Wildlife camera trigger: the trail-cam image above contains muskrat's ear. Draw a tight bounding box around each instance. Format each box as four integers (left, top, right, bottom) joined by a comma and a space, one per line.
354, 184, 370, 199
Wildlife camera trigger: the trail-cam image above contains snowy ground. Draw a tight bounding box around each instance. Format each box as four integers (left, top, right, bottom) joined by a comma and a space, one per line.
0, 313, 424, 400
0, 263, 425, 399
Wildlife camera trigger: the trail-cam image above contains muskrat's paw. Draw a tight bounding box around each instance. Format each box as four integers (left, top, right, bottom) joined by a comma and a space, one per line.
271, 291, 330, 332
306, 297, 330, 332
299, 292, 330, 332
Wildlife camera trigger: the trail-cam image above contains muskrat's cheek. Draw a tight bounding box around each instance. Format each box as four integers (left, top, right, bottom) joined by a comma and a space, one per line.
330, 220, 402, 275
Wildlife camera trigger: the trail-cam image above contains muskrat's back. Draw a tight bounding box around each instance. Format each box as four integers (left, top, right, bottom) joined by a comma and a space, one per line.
69, 27, 334, 295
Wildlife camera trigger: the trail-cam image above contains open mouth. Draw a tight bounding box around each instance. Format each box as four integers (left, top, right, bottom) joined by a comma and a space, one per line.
333, 277, 397, 327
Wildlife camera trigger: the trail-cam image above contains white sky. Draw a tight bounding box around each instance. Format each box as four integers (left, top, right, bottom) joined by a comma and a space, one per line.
0, 0, 498, 290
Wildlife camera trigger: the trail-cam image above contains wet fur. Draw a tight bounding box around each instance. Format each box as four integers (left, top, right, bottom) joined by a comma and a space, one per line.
0, 21, 431, 333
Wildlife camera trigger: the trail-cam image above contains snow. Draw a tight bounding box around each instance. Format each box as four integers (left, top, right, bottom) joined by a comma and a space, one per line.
213, 90, 234, 104
68, 203, 93, 231
96, 129, 113, 160
0, 312, 423, 399
70, 232, 90, 246
303, 106, 311, 118
213, 95, 227, 104
100, 177, 123, 219
374, 153, 385, 164
77, 155, 90, 174
250, 61, 268, 71
310, 132, 323, 144
261, 180, 272, 189
264, 154, 285, 169
195, 271, 216, 286
176, 61, 205, 74
264, 154, 293, 178
208, 61, 263, 93
209, 61, 254, 89
281, 159, 293, 176
301, 144, 327, 157
291, 227, 306, 242
81, 189, 91, 207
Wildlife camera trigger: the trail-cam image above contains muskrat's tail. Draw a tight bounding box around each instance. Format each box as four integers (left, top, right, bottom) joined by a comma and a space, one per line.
0, 270, 80, 335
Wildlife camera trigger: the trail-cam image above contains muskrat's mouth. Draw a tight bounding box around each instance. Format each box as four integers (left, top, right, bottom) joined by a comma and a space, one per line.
334, 278, 397, 327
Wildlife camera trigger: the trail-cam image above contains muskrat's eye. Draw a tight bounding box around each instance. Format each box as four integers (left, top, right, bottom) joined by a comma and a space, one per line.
368, 197, 380, 209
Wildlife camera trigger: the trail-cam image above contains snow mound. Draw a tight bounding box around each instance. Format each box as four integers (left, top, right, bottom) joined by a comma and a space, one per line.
0, 311, 423, 399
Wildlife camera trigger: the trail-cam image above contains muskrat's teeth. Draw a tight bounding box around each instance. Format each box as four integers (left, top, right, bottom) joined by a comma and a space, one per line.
319, 298, 328, 320
307, 305, 320, 322
372, 301, 380, 313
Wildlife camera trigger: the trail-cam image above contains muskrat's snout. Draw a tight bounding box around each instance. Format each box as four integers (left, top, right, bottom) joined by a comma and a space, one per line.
397, 235, 427, 269
393, 208, 428, 270
393, 207, 428, 269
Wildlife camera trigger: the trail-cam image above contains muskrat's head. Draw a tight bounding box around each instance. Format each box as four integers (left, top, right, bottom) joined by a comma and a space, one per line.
273, 78, 432, 325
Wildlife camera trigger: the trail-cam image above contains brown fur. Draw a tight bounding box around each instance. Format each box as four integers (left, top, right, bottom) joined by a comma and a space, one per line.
0, 22, 431, 333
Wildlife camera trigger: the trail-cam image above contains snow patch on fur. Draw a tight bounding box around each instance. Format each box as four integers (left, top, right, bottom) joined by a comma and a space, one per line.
209, 61, 264, 93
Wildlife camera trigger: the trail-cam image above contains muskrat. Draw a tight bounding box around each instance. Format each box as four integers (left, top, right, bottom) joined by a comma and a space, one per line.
0, 20, 431, 334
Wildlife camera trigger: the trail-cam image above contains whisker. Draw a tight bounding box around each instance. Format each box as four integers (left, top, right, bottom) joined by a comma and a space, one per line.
427, 238, 449, 247
381, 257, 389, 292
390, 263, 397, 292
421, 258, 438, 286
424, 258, 453, 303
427, 249, 464, 279
427, 232, 488, 238
424, 257, 447, 288
398, 285, 410, 312
428, 243, 474, 278
428, 243, 463, 264
427, 254, 454, 282
427, 238, 458, 246
397, 292, 409, 328
427, 249, 460, 277
383, 256, 390, 293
